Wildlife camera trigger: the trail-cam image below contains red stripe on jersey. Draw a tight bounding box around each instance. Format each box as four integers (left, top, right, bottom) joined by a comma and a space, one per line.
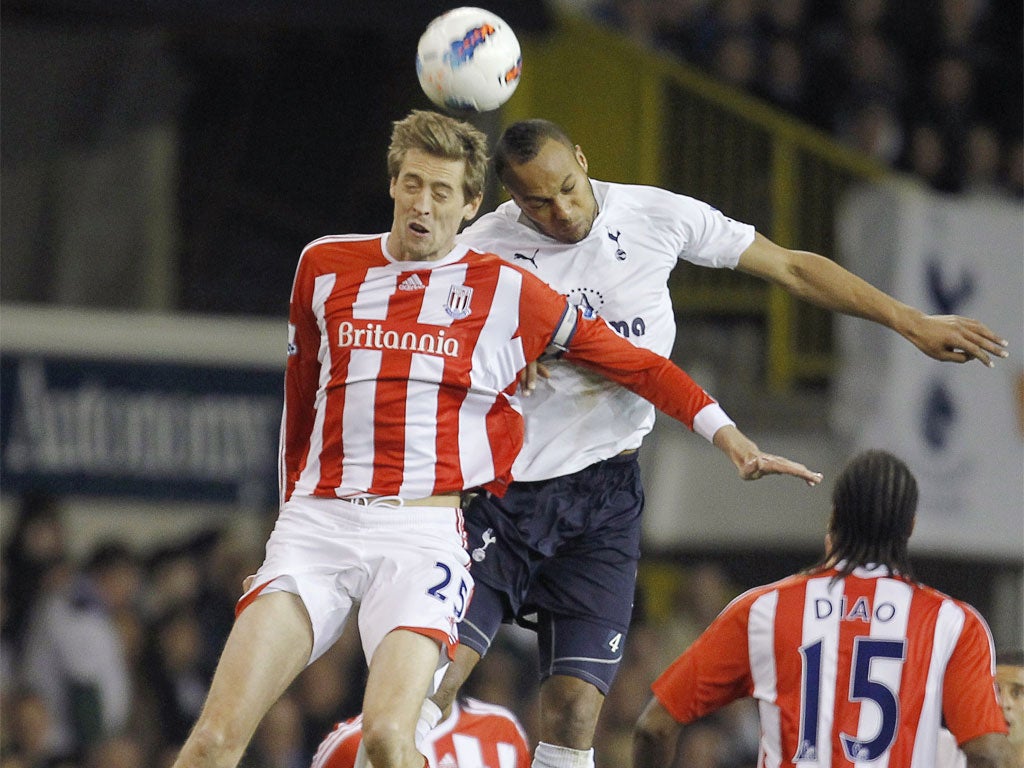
895, 588, 942, 760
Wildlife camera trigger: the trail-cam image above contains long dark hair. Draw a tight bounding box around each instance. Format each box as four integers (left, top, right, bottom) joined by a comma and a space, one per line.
811, 450, 918, 582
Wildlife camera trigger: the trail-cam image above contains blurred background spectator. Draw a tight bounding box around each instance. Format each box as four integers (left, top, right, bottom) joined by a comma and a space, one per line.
592, 0, 1022, 197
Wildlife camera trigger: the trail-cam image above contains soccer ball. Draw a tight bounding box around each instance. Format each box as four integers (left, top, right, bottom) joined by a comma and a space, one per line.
416, 7, 522, 113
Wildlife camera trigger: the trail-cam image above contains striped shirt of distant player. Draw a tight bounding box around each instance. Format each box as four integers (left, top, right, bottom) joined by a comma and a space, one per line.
652, 565, 1006, 768
311, 698, 531, 768
282, 234, 723, 503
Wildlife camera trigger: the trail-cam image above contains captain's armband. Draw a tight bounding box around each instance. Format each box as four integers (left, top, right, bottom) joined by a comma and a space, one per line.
542, 304, 579, 361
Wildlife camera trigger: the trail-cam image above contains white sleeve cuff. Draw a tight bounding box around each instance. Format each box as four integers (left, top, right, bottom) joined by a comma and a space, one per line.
693, 403, 735, 442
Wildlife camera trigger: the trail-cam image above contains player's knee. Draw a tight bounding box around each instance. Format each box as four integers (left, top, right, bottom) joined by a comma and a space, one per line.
361, 715, 414, 766
540, 676, 604, 744
180, 717, 245, 766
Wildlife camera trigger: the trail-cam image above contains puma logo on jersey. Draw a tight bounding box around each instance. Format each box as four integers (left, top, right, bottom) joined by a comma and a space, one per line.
471, 528, 497, 562
513, 249, 539, 267
398, 274, 426, 291
607, 229, 627, 260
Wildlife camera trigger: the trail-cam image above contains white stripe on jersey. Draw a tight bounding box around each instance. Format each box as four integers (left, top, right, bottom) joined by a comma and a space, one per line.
354, 266, 399, 320
497, 742, 519, 768
469, 264, 528, 393
452, 733, 485, 766
911, 600, 965, 767
337, 349, 381, 494
803, 576, 843, 768
748, 590, 781, 768
398, 353, 444, 497
458, 266, 526, 486
339, 267, 397, 495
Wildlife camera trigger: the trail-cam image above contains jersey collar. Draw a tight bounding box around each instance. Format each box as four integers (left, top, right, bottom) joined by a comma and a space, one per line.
381, 233, 471, 268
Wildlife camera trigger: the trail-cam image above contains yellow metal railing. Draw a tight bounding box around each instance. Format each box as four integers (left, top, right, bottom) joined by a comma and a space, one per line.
506, 12, 889, 391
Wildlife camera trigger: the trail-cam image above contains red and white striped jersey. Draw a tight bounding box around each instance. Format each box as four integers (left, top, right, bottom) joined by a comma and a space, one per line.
311, 697, 531, 768
652, 564, 1007, 768
282, 233, 727, 502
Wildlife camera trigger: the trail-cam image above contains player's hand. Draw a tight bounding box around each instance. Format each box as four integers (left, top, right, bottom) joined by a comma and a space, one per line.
739, 453, 823, 486
518, 361, 551, 396
713, 425, 822, 486
906, 313, 1009, 367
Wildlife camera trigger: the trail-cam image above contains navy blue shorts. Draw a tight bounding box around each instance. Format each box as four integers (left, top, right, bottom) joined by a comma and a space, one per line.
460, 450, 643, 694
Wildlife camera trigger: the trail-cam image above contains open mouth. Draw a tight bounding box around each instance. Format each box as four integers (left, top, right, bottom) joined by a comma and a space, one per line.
409, 222, 429, 235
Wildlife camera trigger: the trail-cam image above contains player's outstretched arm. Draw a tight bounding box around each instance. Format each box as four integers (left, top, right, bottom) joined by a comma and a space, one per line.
737, 233, 1010, 367
712, 425, 823, 486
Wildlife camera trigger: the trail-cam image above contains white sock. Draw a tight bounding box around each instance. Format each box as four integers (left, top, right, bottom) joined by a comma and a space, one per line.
415, 698, 444, 751
531, 742, 595, 768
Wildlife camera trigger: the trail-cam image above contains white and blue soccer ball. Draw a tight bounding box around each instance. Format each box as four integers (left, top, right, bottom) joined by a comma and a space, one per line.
416, 7, 522, 113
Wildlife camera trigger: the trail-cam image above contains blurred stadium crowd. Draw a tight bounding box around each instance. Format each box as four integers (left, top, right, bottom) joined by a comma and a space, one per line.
591, 0, 1022, 196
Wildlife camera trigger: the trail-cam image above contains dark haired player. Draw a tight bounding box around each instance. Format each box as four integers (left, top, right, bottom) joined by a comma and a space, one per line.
428, 118, 1009, 768
633, 450, 1013, 768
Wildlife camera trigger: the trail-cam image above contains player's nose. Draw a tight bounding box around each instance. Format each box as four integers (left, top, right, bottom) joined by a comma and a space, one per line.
551, 197, 572, 220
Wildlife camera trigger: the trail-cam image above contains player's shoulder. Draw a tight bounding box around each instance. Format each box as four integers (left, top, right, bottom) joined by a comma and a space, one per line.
461, 245, 544, 283
911, 581, 991, 626
459, 696, 521, 721
598, 179, 699, 210
715, 573, 804, 618
457, 698, 530, 745
596, 179, 715, 230
465, 200, 524, 232
299, 233, 386, 263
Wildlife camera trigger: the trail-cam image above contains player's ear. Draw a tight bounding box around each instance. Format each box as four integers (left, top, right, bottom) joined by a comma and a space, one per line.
463, 192, 483, 221
575, 146, 588, 173
389, 177, 398, 199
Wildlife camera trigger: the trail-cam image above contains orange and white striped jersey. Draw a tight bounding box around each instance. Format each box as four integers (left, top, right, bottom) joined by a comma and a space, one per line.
282, 233, 728, 502
652, 564, 1007, 767
311, 697, 531, 768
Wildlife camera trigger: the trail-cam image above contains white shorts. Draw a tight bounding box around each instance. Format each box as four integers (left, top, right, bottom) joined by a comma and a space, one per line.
239, 495, 473, 667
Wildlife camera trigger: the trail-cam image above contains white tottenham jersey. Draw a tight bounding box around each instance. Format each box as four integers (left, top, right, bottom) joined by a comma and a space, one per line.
458, 179, 755, 480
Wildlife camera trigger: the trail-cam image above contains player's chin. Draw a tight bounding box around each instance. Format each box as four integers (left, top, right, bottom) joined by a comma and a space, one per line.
554, 225, 588, 244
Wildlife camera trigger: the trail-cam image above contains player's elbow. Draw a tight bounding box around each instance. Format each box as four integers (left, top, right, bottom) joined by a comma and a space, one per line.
633, 697, 681, 763
962, 732, 1015, 768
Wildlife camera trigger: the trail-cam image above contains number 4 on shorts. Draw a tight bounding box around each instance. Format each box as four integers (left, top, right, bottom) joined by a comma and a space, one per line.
607, 632, 623, 654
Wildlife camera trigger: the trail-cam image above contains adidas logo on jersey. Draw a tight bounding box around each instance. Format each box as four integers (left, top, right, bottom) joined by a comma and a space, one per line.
398, 274, 426, 291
